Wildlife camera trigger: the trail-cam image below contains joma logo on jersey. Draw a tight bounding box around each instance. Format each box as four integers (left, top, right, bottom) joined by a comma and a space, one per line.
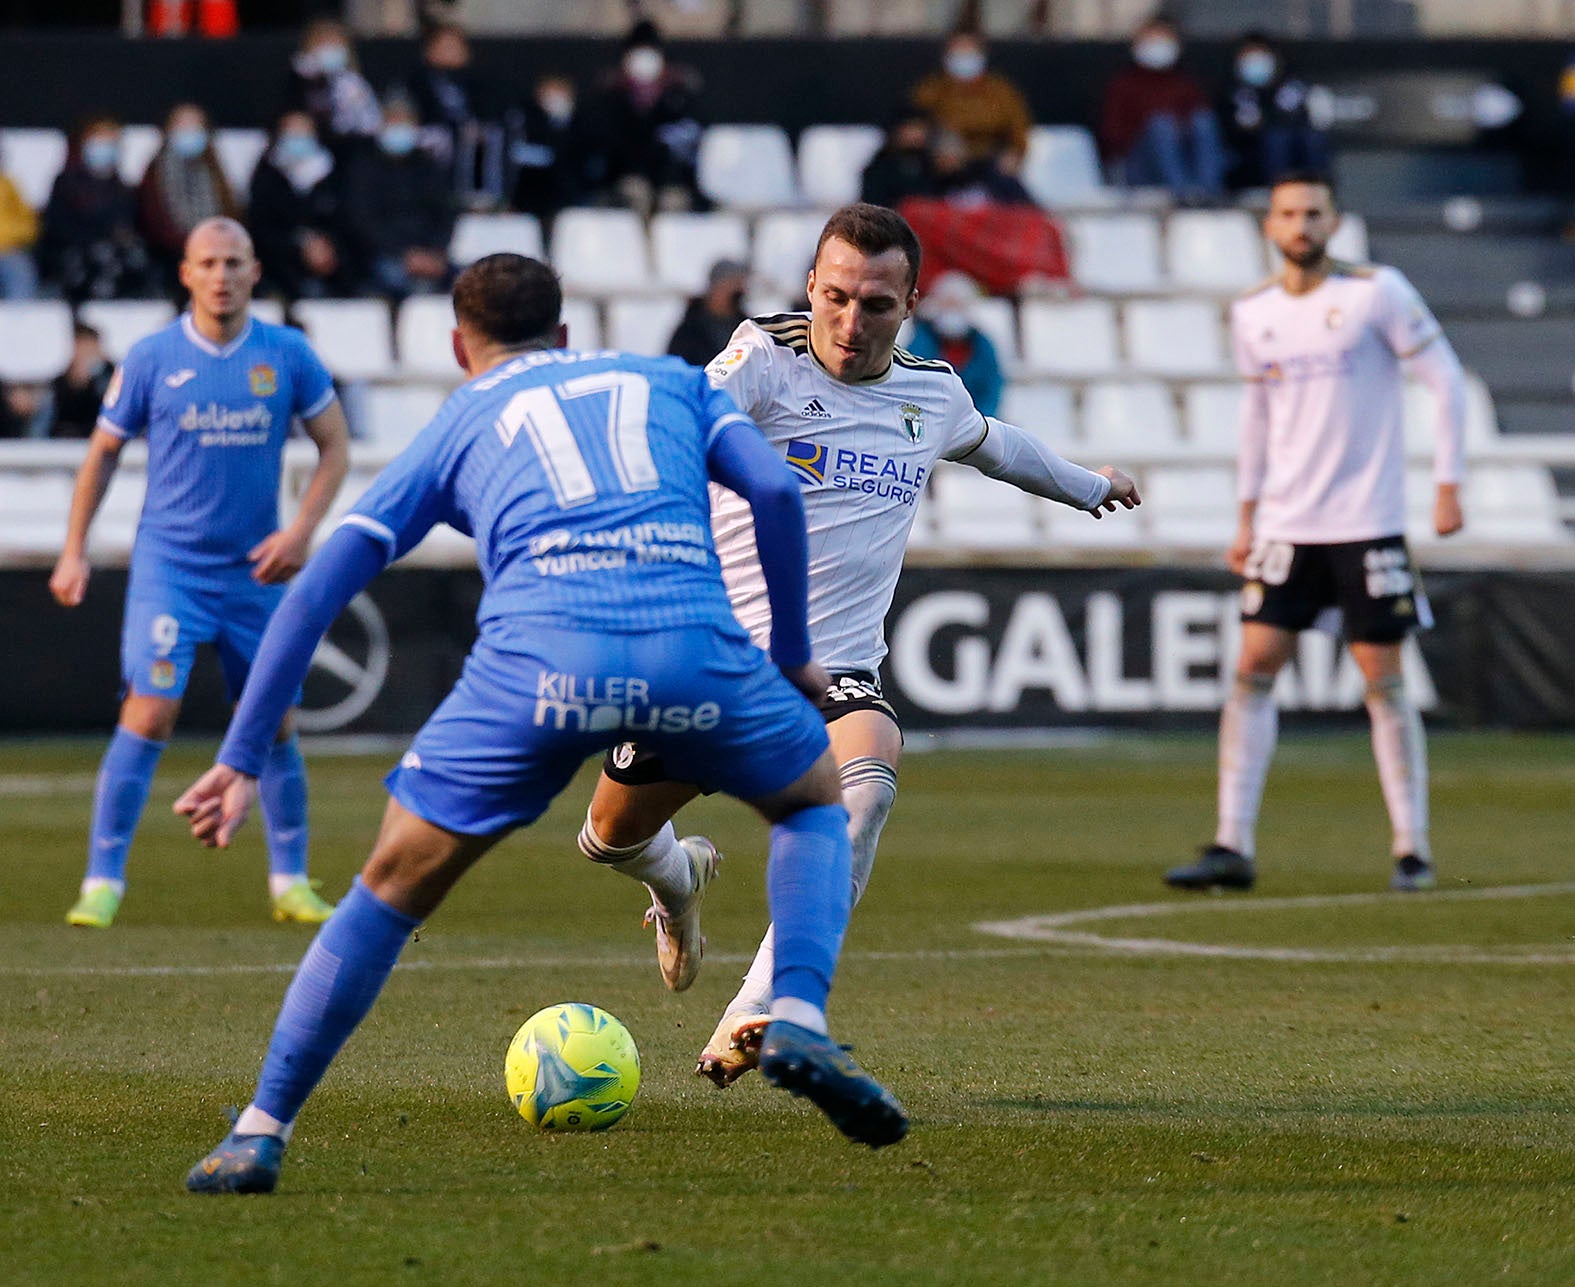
785, 438, 828, 485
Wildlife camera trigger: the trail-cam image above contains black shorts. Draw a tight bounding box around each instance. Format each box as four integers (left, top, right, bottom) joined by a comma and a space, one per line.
602, 669, 900, 790
1239, 535, 1429, 644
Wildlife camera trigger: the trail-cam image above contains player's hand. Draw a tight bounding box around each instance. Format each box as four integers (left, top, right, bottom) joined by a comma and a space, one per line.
174, 763, 259, 849
1090, 467, 1141, 519
49, 551, 91, 607
1434, 484, 1464, 538
1227, 528, 1254, 576
249, 527, 311, 584
783, 659, 832, 704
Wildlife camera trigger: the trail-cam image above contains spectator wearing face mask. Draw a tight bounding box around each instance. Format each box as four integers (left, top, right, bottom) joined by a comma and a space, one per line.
0, 143, 39, 299
860, 109, 939, 210
138, 102, 241, 285
1100, 16, 1226, 201
39, 115, 155, 302
666, 258, 749, 368
910, 28, 1032, 175
903, 272, 1003, 418
582, 19, 705, 216
1223, 32, 1329, 191
249, 110, 349, 300
287, 17, 383, 156
509, 73, 594, 223
341, 100, 456, 300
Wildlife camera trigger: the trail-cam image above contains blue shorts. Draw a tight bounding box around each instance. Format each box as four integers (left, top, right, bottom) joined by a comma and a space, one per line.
387, 624, 830, 835
121, 561, 284, 702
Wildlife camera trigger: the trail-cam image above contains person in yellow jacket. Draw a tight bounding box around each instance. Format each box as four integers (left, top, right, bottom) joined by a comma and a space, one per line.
909, 29, 1032, 175
0, 155, 40, 298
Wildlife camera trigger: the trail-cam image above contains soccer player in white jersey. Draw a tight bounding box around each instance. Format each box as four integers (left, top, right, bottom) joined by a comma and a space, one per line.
572, 203, 1141, 1085
1164, 173, 1467, 896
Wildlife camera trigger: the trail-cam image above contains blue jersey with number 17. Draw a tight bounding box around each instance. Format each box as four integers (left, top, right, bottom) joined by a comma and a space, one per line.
343, 348, 756, 646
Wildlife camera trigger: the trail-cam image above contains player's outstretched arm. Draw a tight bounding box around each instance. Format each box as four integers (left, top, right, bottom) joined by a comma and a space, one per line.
49, 428, 125, 607
250, 401, 353, 584
954, 418, 1141, 518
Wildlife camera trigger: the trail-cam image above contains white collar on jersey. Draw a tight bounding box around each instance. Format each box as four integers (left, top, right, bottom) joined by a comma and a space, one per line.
181, 312, 255, 359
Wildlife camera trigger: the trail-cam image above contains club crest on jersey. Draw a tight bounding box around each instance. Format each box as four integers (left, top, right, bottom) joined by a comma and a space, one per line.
248, 364, 278, 396
1325, 308, 1345, 330
898, 402, 924, 443
150, 660, 177, 690
784, 438, 828, 486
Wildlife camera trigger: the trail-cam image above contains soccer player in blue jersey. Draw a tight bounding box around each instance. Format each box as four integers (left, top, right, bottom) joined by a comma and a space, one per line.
50, 217, 351, 929
174, 253, 907, 1194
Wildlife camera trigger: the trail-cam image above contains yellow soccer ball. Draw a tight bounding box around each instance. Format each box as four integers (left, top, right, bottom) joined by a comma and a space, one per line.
504, 1003, 641, 1131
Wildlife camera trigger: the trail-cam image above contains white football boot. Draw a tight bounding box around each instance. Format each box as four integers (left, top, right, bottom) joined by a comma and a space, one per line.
644, 836, 720, 992
695, 1008, 772, 1089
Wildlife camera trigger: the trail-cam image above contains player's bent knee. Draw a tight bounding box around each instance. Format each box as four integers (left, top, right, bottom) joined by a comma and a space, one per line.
120, 694, 181, 742
586, 774, 695, 849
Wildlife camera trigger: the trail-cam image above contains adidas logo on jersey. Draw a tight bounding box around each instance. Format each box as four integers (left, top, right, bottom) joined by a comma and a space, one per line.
800, 398, 833, 420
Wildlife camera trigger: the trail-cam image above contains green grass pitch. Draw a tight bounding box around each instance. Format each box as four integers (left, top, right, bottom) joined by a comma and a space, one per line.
2, 732, 1572, 1285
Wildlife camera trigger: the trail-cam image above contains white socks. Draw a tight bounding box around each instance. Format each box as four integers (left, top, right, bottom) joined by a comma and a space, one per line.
1215, 673, 1278, 858
268, 874, 306, 899
1365, 676, 1430, 859
770, 997, 828, 1034
578, 816, 692, 915
725, 756, 899, 1018
80, 876, 125, 896
235, 1103, 293, 1141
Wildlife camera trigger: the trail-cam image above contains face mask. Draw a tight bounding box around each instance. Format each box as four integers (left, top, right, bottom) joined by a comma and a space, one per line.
945, 49, 986, 80
277, 133, 320, 164
83, 138, 119, 176
314, 43, 350, 74
1237, 51, 1277, 87
624, 47, 664, 84
932, 310, 971, 339
1133, 37, 1179, 71
170, 127, 208, 159
380, 124, 418, 156
540, 93, 575, 125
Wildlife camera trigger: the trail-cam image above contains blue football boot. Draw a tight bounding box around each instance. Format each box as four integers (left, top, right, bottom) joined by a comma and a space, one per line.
185, 1131, 286, 1194
758, 1020, 909, 1148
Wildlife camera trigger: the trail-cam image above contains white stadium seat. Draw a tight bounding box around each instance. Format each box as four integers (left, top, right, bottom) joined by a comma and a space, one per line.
1124, 299, 1228, 377
93, 470, 147, 554
1166, 209, 1267, 293
1460, 464, 1569, 544
998, 381, 1078, 451
1141, 464, 1238, 546
0, 128, 67, 208
1182, 382, 1245, 455
1018, 298, 1120, 378
449, 212, 545, 265
751, 209, 824, 296
0, 472, 73, 555
650, 211, 751, 296
1066, 212, 1164, 294
118, 124, 162, 185
698, 124, 799, 210
395, 296, 458, 379
359, 383, 452, 449
215, 128, 268, 193
549, 208, 653, 296
1021, 125, 1106, 209
561, 297, 603, 351
606, 295, 687, 357
1080, 379, 1181, 457
796, 124, 883, 209
930, 462, 1042, 548
970, 296, 1020, 371
0, 301, 74, 381
291, 299, 395, 380
77, 300, 176, 362
249, 299, 286, 326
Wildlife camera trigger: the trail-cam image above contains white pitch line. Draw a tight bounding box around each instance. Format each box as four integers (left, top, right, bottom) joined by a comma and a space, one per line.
976, 882, 1575, 965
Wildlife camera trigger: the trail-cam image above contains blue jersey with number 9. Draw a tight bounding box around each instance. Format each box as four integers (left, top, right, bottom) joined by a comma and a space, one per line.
343, 349, 755, 646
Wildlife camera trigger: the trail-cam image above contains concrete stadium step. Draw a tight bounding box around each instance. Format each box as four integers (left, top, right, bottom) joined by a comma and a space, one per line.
1368, 231, 1575, 312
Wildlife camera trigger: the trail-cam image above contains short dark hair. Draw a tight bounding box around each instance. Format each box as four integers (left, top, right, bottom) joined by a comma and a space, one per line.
452, 254, 562, 348
814, 203, 922, 292
1270, 170, 1337, 203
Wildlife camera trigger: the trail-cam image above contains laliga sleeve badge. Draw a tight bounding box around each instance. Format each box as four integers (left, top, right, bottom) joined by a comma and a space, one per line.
706, 346, 747, 380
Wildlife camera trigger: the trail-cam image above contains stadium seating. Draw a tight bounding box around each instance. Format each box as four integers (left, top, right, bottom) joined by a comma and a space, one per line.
394, 296, 458, 379
1018, 298, 1121, 378
549, 208, 653, 295
697, 124, 799, 210
998, 381, 1078, 450
1459, 463, 1569, 543
0, 301, 74, 381
78, 300, 176, 361
1165, 209, 1268, 293
969, 296, 1020, 371
650, 211, 751, 295
291, 299, 395, 381
561, 297, 604, 350
249, 299, 287, 326
119, 124, 162, 185
0, 128, 67, 208
214, 129, 268, 194
0, 471, 72, 555
1182, 382, 1244, 455
1139, 464, 1238, 546
751, 209, 824, 296
1065, 213, 1165, 294
449, 212, 545, 265
796, 125, 884, 209
1020, 125, 1107, 209
1080, 379, 1182, 458
930, 462, 1042, 547
359, 383, 452, 449
1123, 299, 1228, 377
606, 295, 687, 356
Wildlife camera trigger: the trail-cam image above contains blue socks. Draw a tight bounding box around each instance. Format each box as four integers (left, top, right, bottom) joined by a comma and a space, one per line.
767, 803, 852, 1012
84, 727, 166, 884
259, 736, 310, 881
254, 878, 419, 1126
